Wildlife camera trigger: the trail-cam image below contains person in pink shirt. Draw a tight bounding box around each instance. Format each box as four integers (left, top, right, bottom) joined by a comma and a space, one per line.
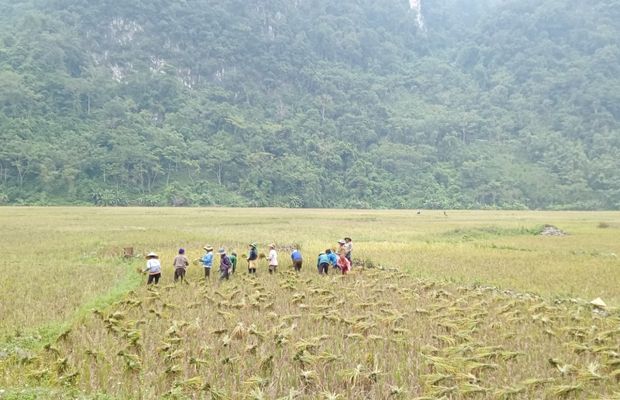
337, 253, 351, 275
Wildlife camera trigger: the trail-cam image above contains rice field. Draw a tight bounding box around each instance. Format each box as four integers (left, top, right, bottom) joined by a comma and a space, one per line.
0, 207, 619, 399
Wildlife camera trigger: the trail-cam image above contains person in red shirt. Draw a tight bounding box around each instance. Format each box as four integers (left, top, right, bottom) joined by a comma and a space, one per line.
337, 253, 351, 275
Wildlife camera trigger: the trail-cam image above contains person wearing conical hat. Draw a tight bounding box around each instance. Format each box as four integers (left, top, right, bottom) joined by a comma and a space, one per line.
247, 243, 258, 275
201, 245, 214, 279
143, 252, 161, 285
343, 237, 353, 263
267, 243, 278, 275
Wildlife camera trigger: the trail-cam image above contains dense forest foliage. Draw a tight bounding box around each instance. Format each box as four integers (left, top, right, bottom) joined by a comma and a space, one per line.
0, 0, 619, 209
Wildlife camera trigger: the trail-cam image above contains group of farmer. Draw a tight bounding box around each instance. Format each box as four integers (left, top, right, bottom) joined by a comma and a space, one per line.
142, 237, 353, 284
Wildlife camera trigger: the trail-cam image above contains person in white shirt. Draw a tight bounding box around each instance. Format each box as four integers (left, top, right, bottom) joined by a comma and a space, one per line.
267, 244, 278, 274
344, 237, 353, 263
143, 252, 161, 284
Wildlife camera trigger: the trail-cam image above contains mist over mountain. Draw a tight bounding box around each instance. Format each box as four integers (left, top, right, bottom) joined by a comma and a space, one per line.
1, 0, 619, 208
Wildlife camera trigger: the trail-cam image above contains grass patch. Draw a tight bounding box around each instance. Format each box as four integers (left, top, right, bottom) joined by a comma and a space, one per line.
440, 225, 543, 241
1, 258, 142, 351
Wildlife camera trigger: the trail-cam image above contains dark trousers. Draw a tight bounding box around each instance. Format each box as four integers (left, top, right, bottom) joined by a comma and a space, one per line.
220, 269, 229, 280
248, 260, 257, 275
293, 260, 302, 272
204, 268, 211, 279
147, 273, 161, 285
269, 265, 277, 274
319, 263, 329, 275
174, 268, 186, 282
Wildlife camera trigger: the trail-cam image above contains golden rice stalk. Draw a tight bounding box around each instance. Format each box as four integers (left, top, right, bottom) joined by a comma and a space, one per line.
520, 377, 555, 388
455, 372, 479, 384
248, 325, 266, 341
493, 386, 525, 399
339, 364, 366, 388
345, 333, 364, 340
577, 362, 604, 382
84, 348, 105, 361
245, 343, 258, 354
243, 375, 270, 388
164, 349, 185, 363
427, 385, 458, 397
458, 383, 489, 396
276, 388, 303, 400
259, 355, 274, 375
174, 376, 208, 391
421, 373, 452, 386
320, 391, 345, 400
367, 334, 386, 342
388, 385, 407, 397
231, 322, 247, 340
465, 361, 498, 374
189, 357, 209, 366
164, 364, 183, 375
546, 384, 583, 398
211, 328, 228, 336
58, 370, 79, 383
27, 368, 50, 380
433, 335, 457, 346
117, 351, 141, 372
216, 309, 235, 319
294, 338, 320, 353
209, 386, 230, 400
300, 369, 319, 385
498, 351, 525, 361
421, 354, 459, 374
315, 351, 340, 364
556, 363, 577, 376
43, 343, 61, 356
220, 334, 232, 347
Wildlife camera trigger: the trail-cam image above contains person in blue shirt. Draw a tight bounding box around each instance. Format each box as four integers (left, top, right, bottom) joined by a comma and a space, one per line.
317, 252, 330, 275
326, 249, 338, 270
291, 248, 303, 272
201, 245, 214, 279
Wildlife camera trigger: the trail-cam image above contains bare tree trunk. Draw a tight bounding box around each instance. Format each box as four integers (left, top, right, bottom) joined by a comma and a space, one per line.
15, 159, 30, 188
187, 166, 195, 184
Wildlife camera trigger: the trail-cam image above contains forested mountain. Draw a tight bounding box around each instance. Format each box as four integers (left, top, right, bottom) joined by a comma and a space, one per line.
1, 0, 619, 209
